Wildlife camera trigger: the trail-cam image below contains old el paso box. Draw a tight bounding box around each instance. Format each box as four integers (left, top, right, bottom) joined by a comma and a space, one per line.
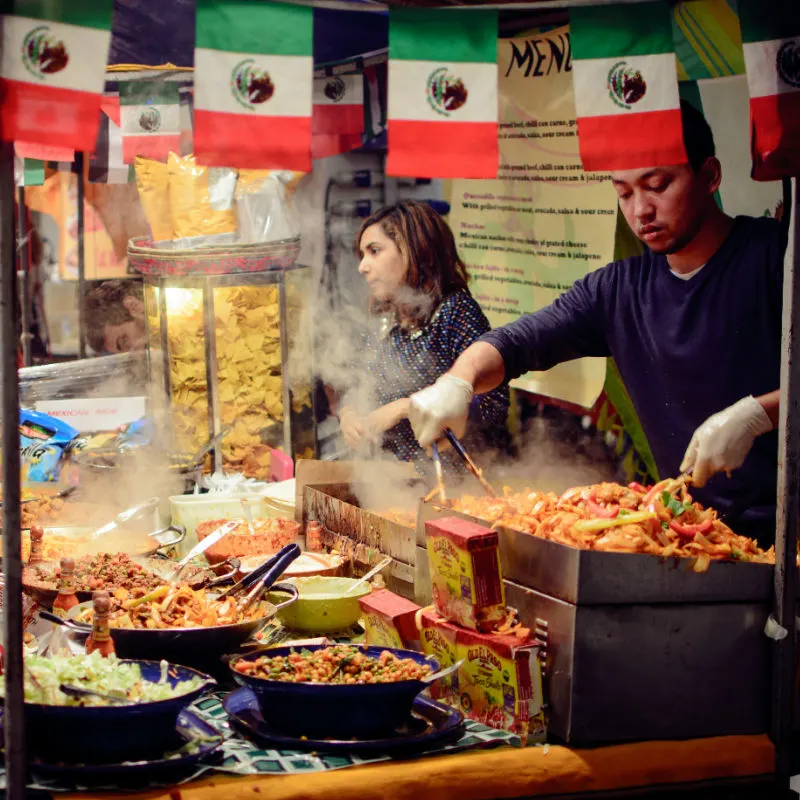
457, 627, 545, 744
359, 589, 421, 650
425, 516, 506, 631
418, 610, 460, 703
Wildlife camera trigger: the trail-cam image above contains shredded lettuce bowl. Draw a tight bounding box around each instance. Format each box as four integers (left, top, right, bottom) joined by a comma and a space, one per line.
2, 653, 217, 764
3, 652, 208, 707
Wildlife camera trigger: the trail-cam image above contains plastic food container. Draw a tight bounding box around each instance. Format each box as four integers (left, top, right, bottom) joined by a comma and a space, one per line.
169, 480, 296, 557
196, 517, 300, 565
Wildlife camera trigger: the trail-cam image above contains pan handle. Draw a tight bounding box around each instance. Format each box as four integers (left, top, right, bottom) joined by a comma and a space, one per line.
268, 582, 299, 611
38, 609, 91, 633
149, 524, 186, 549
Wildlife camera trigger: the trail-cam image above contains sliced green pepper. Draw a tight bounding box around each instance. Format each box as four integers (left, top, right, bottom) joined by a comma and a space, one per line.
573, 511, 657, 533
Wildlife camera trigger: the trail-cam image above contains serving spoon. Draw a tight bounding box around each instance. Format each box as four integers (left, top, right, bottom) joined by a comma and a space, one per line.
344, 556, 393, 595
59, 683, 132, 705
421, 659, 464, 685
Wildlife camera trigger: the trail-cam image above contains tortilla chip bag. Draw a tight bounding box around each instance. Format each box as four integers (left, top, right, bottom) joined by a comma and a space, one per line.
133, 157, 174, 242
167, 153, 237, 238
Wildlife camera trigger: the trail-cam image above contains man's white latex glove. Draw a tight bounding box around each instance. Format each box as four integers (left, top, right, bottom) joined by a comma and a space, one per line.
409, 374, 473, 449
680, 396, 773, 487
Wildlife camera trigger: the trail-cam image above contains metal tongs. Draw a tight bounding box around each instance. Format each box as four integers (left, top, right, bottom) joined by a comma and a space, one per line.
215, 543, 301, 614
443, 428, 497, 497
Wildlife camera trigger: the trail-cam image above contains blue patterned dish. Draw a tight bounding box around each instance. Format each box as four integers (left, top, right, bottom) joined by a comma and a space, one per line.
2, 709, 222, 782
223, 687, 465, 754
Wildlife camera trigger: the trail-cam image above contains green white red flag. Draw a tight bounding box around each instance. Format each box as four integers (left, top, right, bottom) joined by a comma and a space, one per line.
119, 80, 181, 164
387, 9, 498, 179
312, 72, 364, 159
739, 0, 800, 181
570, 2, 686, 171
0, 0, 113, 152
193, 0, 313, 170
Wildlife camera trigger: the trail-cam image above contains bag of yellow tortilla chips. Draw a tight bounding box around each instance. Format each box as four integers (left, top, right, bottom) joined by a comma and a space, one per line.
167, 153, 238, 239
133, 156, 174, 242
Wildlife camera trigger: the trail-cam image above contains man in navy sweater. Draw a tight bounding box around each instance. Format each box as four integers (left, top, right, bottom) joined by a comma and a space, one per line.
409, 102, 784, 547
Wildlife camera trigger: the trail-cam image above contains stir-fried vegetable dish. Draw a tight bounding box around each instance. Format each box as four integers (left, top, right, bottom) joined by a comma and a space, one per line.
10, 652, 205, 706
442, 478, 773, 571
75, 583, 272, 629
233, 646, 433, 684
29, 552, 164, 593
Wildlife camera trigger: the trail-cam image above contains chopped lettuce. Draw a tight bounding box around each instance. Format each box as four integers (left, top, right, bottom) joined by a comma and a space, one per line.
3, 652, 205, 706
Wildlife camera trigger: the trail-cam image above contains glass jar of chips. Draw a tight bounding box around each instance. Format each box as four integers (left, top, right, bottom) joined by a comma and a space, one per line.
141, 266, 315, 482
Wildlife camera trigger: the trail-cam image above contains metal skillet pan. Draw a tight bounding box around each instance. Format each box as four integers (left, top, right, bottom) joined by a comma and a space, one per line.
40, 584, 298, 667
22, 549, 235, 609
39, 546, 300, 669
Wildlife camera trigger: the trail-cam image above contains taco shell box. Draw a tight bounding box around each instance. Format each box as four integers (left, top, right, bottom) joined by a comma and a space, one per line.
456, 626, 546, 744
425, 516, 506, 631
418, 609, 461, 703
419, 608, 546, 744
359, 589, 421, 650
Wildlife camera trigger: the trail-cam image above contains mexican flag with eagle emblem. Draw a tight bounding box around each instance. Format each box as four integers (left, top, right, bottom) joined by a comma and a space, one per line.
386, 8, 499, 179
312, 72, 364, 159
0, 0, 114, 152
739, 0, 800, 181
119, 80, 181, 164
193, 0, 313, 170
570, 2, 687, 171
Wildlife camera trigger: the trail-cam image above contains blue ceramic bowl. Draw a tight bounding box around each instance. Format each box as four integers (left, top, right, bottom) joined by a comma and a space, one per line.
21, 660, 216, 764
229, 644, 439, 739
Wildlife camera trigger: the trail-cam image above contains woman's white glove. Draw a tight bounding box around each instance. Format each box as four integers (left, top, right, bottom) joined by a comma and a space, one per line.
409, 374, 473, 448
680, 396, 773, 487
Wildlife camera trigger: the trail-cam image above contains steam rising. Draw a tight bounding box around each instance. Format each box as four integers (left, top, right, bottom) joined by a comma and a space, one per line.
288, 211, 620, 515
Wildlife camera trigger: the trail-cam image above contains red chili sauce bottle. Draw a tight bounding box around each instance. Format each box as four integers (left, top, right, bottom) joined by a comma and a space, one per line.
52, 556, 79, 618
85, 590, 115, 657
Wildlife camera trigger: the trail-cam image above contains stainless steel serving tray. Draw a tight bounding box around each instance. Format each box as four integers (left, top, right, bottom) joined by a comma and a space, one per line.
417, 501, 773, 606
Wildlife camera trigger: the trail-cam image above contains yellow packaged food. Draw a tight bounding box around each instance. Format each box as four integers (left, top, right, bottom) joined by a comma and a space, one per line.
359, 589, 420, 650
133, 157, 174, 242
418, 609, 460, 703
425, 516, 506, 632
455, 627, 546, 745
236, 169, 305, 198
167, 152, 237, 238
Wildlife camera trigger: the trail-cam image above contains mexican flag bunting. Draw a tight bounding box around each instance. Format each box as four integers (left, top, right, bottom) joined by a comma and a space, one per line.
312, 72, 364, 159
89, 96, 132, 183
0, 0, 114, 151
194, 0, 313, 170
570, 2, 687, 171
14, 156, 44, 186
363, 62, 387, 142
119, 80, 181, 164
387, 9, 498, 179
739, 0, 800, 181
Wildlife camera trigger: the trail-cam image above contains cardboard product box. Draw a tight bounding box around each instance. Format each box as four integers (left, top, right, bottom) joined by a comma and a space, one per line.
417, 609, 461, 703
455, 627, 546, 745
425, 516, 506, 631
359, 589, 421, 650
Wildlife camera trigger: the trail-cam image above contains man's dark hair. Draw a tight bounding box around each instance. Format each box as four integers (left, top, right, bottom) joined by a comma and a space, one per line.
681, 99, 716, 171
83, 279, 143, 353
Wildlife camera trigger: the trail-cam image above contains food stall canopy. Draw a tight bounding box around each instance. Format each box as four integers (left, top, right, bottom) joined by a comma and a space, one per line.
108, 0, 388, 68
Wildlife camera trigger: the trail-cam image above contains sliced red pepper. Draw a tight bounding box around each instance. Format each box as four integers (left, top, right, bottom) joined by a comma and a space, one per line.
669, 518, 713, 538
586, 498, 619, 519
628, 482, 648, 493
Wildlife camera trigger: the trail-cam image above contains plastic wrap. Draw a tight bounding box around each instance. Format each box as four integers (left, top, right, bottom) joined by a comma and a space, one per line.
235, 170, 301, 243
